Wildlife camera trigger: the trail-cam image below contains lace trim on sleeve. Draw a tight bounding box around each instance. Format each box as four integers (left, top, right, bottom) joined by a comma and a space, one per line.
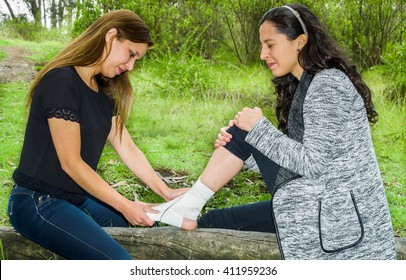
46, 108, 80, 123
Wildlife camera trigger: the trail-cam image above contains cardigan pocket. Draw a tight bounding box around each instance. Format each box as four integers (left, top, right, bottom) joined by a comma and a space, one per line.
318, 190, 364, 253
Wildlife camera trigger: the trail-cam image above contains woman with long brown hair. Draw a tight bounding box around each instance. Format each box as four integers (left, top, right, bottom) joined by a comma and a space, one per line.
8, 10, 187, 260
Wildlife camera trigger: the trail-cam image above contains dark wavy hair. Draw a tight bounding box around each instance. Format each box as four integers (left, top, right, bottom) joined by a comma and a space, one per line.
261, 4, 378, 134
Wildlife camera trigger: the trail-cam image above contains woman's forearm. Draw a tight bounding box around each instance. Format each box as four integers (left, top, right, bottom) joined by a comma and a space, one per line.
108, 122, 173, 201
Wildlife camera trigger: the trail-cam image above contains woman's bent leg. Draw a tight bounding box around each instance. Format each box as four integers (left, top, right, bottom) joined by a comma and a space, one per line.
147, 146, 245, 230
198, 200, 275, 233
200, 146, 244, 191
149, 126, 278, 230
197, 126, 280, 232
8, 185, 131, 260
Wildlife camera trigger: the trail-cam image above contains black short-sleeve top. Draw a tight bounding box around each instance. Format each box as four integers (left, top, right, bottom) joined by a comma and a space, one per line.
13, 66, 115, 201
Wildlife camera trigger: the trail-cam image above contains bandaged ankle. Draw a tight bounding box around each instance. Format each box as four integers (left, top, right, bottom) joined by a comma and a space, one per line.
146, 194, 185, 222
169, 177, 214, 220
146, 178, 215, 228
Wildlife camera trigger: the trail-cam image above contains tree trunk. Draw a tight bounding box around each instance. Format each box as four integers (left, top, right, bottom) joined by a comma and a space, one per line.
50, 0, 57, 28
1, 226, 405, 260
23, 0, 41, 24
0, 226, 278, 260
57, 0, 65, 28
2, 0, 16, 19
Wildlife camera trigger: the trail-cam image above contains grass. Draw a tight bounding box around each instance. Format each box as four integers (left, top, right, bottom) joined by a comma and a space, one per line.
98, 54, 275, 207
0, 82, 27, 224
0, 39, 10, 61
365, 72, 406, 237
0, 38, 404, 236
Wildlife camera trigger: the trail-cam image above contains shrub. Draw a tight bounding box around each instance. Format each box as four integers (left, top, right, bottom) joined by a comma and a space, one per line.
1, 16, 71, 42
378, 42, 405, 104
1, 16, 41, 41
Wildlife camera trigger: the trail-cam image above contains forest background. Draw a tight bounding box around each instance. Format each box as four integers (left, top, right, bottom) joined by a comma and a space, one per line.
0, 0, 405, 237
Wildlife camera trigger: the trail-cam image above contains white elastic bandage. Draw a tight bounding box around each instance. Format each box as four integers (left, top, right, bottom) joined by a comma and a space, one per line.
146, 194, 184, 222
146, 178, 214, 228
170, 178, 214, 220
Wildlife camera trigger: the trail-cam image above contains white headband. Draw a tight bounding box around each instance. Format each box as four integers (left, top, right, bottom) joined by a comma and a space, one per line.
282, 5, 308, 37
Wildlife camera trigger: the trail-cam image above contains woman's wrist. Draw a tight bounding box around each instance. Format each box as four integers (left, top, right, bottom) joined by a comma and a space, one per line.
149, 180, 172, 201
160, 187, 173, 201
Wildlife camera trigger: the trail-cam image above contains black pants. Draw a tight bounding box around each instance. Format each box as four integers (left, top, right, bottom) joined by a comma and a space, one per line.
197, 126, 280, 233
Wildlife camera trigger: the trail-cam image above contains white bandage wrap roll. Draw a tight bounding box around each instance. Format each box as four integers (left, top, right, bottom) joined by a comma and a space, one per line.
146, 178, 214, 228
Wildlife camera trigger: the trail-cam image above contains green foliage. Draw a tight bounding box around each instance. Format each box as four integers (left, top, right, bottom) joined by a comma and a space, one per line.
1, 16, 42, 41
137, 53, 221, 99
70, 0, 405, 68
375, 42, 405, 103
366, 71, 406, 237
0, 16, 70, 42
2, 0, 405, 69
71, 9, 100, 38
132, 51, 275, 110
124, 0, 225, 59
0, 51, 6, 61
220, 0, 284, 64
72, 0, 122, 38
72, 0, 224, 59
0, 82, 27, 227
0, 239, 7, 260
71, 0, 286, 62
302, 0, 405, 68
0, 39, 11, 46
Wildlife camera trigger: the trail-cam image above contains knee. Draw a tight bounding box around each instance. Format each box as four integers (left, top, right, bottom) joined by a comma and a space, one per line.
226, 125, 249, 140
224, 126, 252, 161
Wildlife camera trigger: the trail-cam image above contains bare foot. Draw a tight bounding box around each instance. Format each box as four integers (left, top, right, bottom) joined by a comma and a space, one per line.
181, 218, 198, 231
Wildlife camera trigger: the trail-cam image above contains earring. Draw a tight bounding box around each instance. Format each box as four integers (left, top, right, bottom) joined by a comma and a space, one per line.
297, 48, 301, 52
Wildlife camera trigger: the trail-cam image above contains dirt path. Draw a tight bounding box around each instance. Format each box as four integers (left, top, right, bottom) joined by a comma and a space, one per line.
0, 46, 37, 84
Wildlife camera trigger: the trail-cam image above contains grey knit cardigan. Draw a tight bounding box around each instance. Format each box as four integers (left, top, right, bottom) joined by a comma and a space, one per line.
244, 69, 396, 259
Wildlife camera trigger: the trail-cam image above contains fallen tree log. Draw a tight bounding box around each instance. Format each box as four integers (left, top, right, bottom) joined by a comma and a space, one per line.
0, 226, 405, 260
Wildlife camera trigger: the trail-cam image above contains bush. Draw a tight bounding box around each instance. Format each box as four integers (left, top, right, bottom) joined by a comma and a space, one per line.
135, 52, 223, 99
377, 42, 405, 104
1, 16, 41, 41
1, 16, 71, 42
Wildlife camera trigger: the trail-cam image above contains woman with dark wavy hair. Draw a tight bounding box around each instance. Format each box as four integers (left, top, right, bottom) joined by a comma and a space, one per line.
148, 4, 396, 259
8, 10, 188, 260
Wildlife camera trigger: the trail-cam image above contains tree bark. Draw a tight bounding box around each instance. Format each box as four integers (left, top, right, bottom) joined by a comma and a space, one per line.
0, 226, 277, 260
0, 226, 405, 260
2, 0, 16, 19
23, 0, 41, 24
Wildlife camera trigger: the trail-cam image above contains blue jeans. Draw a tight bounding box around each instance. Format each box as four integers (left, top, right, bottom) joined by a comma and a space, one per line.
8, 184, 132, 260
198, 126, 279, 233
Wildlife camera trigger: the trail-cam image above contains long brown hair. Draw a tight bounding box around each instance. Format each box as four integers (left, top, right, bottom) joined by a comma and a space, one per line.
261, 4, 377, 134
27, 10, 154, 136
